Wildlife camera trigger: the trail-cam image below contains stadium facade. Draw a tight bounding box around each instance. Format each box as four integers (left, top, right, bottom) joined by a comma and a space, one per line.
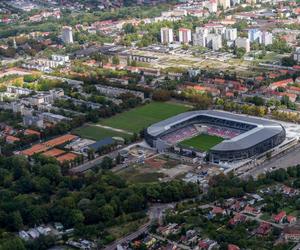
145, 110, 286, 163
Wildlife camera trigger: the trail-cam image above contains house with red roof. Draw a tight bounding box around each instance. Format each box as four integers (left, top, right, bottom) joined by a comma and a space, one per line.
256, 222, 272, 236
287, 86, 300, 95
213, 78, 226, 85
6, 135, 20, 144
287, 215, 297, 224
282, 185, 298, 197
228, 213, 246, 226
274, 211, 286, 223
242, 205, 260, 216
211, 206, 226, 216
269, 78, 293, 90
283, 226, 300, 241
228, 244, 240, 250
274, 92, 297, 102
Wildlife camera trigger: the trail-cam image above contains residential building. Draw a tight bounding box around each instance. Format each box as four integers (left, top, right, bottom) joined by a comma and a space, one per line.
248, 28, 261, 43
235, 37, 250, 52
205, 0, 218, 13
195, 27, 209, 36
283, 226, 300, 241
206, 34, 222, 51
219, 0, 231, 9
62, 26, 73, 44
179, 28, 192, 44
225, 28, 237, 41
7, 86, 33, 95
95, 85, 144, 99
160, 27, 174, 44
193, 33, 206, 47
274, 211, 286, 223
261, 31, 273, 45
293, 47, 300, 63
23, 115, 44, 128
41, 112, 71, 124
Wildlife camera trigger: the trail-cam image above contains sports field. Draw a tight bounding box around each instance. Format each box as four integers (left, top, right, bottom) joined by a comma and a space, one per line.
73, 125, 131, 141
179, 134, 224, 152
99, 102, 190, 133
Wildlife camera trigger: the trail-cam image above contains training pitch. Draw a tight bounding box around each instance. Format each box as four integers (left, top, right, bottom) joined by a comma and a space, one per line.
99, 102, 190, 133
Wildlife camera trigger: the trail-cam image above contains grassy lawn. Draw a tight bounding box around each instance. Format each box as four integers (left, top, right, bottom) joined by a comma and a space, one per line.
118, 167, 166, 183
99, 102, 190, 133
260, 213, 271, 221
179, 134, 224, 152
72, 125, 131, 141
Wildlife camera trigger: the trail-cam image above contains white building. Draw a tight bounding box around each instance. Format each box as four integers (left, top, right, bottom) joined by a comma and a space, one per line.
231, 0, 241, 5
204, 0, 218, 13
179, 28, 192, 44
51, 54, 70, 62
193, 33, 206, 47
235, 37, 250, 52
261, 31, 273, 45
62, 26, 73, 44
206, 34, 222, 51
160, 27, 174, 44
225, 28, 237, 41
219, 0, 231, 9
293, 47, 300, 62
248, 28, 261, 43
195, 27, 209, 36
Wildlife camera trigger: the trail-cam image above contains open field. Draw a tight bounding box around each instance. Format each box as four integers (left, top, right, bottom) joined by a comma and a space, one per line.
119, 167, 166, 183
179, 134, 224, 152
72, 125, 131, 141
99, 102, 190, 133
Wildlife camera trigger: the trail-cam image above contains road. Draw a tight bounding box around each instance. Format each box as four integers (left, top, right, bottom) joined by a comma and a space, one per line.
70, 150, 120, 173
103, 223, 151, 250
243, 144, 300, 178
70, 142, 144, 174
103, 203, 175, 250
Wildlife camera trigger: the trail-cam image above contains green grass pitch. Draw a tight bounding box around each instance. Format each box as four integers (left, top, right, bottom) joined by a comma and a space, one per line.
179, 134, 224, 152
73, 125, 131, 141
99, 102, 190, 133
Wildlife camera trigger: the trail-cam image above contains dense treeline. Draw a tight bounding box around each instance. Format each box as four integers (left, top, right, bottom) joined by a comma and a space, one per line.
0, 155, 199, 248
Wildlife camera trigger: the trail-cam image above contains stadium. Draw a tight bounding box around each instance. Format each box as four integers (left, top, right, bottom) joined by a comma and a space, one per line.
145, 110, 286, 163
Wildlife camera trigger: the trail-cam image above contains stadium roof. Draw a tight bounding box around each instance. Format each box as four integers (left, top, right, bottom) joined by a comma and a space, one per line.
147, 110, 285, 152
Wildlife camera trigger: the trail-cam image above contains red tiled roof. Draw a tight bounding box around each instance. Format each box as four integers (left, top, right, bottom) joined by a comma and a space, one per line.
228, 244, 240, 250
6, 135, 20, 142
212, 206, 224, 214
274, 211, 286, 222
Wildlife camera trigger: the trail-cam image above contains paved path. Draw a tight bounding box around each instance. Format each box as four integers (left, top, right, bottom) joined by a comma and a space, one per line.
93, 124, 133, 135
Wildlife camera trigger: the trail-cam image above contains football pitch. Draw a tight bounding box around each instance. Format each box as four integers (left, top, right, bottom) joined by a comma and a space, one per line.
99, 102, 190, 133
73, 125, 131, 141
179, 134, 224, 152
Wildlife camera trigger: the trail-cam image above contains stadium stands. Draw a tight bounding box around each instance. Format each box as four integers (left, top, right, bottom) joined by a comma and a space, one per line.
145, 110, 286, 163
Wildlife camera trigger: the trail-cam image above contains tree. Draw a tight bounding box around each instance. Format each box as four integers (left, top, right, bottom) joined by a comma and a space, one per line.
112, 55, 120, 65
281, 56, 296, 67
235, 47, 246, 59
0, 238, 25, 250
8, 211, 23, 231
152, 89, 171, 101
123, 23, 136, 34
101, 157, 113, 169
